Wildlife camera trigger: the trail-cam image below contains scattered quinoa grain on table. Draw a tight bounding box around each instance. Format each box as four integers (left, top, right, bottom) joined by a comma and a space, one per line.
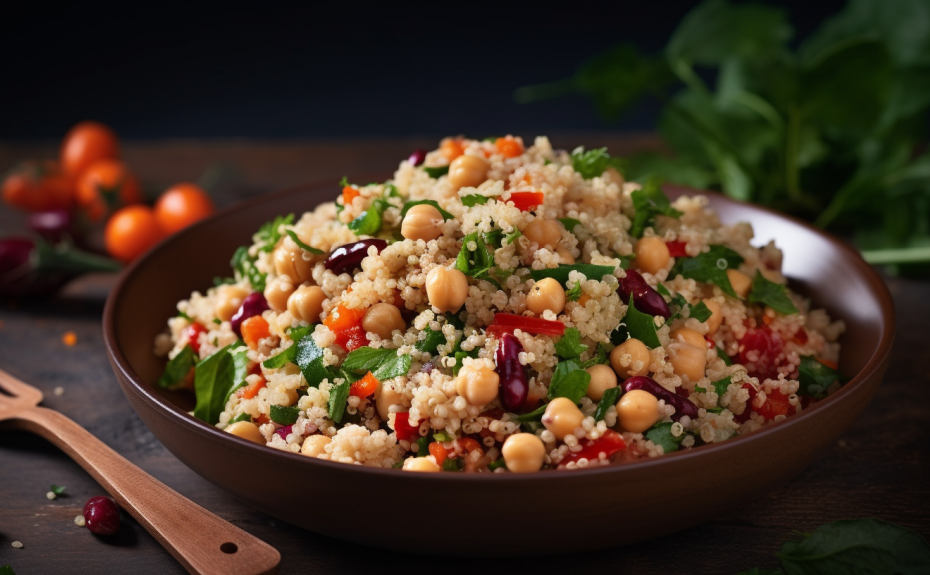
53, 387, 64, 396
10, 541, 23, 549
154, 136, 847, 473
74, 515, 86, 527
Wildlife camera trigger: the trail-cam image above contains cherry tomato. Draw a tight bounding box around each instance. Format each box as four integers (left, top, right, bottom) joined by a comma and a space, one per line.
439, 138, 465, 161
1, 161, 74, 212
61, 121, 119, 177
154, 182, 215, 234
737, 325, 784, 381
755, 389, 796, 421
184, 322, 208, 354
76, 159, 142, 221
104, 205, 164, 263
495, 136, 523, 158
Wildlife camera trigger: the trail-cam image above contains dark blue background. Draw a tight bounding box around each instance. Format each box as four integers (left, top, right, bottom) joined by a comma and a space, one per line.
2, 1, 843, 139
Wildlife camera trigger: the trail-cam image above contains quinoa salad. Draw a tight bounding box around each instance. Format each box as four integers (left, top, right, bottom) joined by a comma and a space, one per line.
154, 136, 847, 473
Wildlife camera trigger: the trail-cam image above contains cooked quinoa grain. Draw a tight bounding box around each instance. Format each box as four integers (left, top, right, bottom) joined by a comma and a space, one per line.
154, 136, 846, 472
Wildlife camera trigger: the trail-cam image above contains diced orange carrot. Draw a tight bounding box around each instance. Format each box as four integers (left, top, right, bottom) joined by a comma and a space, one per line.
817, 357, 839, 370
241, 316, 270, 349
237, 376, 266, 400
440, 138, 465, 161
342, 186, 360, 206
429, 442, 449, 466
495, 136, 523, 158
323, 303, 366, 333
350, 371, 379, 398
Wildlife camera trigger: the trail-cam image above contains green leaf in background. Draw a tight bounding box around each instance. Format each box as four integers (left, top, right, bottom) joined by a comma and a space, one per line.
624, 294, 662, 348
558, 217, 582, 232
554, 327, 588, 359
194, 343, 249, 425
629, 177, 683, 237
270, 404, 300, 426
570, 147, 626, 179
255, 214, 294, 253
748, 270, 799, 314
328, 381, 351, 423
593, 386, 621, 422
645, 421, 685, 453
547, 360, 590, 404
158, 345, 195, 389
400, 199, 455, 220
669, 245, 744, 297
797, 356, 846, 399
423, 165, 449, 178
348, 200, 385, 236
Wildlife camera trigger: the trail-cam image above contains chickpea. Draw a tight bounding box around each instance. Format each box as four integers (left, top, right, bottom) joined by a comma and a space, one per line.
215, 284, 249, 322
542, 397, 585, 441
603, 166, 625, 187
287, 285, 326, 323
402, 457, 441, 472
361, 303, 405, 339
615, 389, 660, 433
375, 385, 405, 421
225, 421, 265, 445
522, 218, 562, 250
668, 342, 707, 382
585, 364, 618, 401
702, 298, 723, 335
610, 338, 652, 378
300, 434, 331, 458
401, 204, 444, 242
264, 276, 295, 312
670, 327, 706, 349
273, 236, 315, 285
634, 236, 671, 275
556, 245, 575, 264
455, 363, 500, 407
526, 278, 566, 316
425, 266, 469, 313
448, 154, 489, 190
726, 269, 752, 298
501, 433, 546, 473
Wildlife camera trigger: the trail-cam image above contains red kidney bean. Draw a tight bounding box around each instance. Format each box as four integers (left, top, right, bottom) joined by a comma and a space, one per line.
231, 292, 269, 337
324, 239, 388, 276
623, 375, 698, 421
495, 333, 529, 412
734, 383, 758, 424
274, 425, 293, 441
83, 496, 120, 536
408, 149, 427, 167
618, 269, 671, 318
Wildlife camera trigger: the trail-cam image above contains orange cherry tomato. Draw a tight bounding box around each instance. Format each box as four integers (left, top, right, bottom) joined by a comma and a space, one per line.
154, 182, 215, 234
104, 205, 164, 263
76, 159, 143, 221
439, 138, 465, 161
495, 136, 523, 158
1, 160, 74, 212
241, 315, 271, 349
60, 121, 119, 177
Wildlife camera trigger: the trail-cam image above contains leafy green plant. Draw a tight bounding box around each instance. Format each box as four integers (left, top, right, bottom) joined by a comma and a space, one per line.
516, 0, 930, 269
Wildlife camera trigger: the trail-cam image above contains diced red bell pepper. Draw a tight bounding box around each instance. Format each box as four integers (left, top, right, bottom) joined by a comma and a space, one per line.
184, 322, 208, 354
755, 389, 796, 421
505, 191, 544, 212
737, 325, 784, 381
350, 371, 379, 398
324, 304, 369, 351
486, 313, 566, 339
792, 328, 809, 345
393, 412, 420, 442
560, 430, 626, 466
666, 240, 688, 257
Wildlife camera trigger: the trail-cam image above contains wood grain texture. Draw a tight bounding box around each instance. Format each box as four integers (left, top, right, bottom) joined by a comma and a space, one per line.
0, 137, 927, 574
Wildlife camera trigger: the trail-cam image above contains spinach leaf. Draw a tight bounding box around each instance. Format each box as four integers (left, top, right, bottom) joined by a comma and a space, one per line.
461, 194, 490, 207
555, 327, 589, 359
559, 217, 582, 232
797, 356, 845, 400
230, 412, 251, 424
748, 270, 799, 314
529, 263, 616, 286
400, 200, 454, 220
50, 484, 66, 496
610, 323, 630, 345
342, 347, 397, 373
630, 177, 683, 237
372, 352, 412, 381
415, 327, 446, 354
669, 245, 745, 297
646, 421, 685, 453
194, 343, 249, 425
423, 166, 449, 178
158, 345, 195, 389
594, 386, 621, 422
689, 301, 713, 322
284, 229, 324, 254
348, 199, 387, 236
547, 360, 590, 404
328, 381, 351, 423
624, 294, 662, 348
263, 326, 313, 369
295, 333, 331, 388
582, 342, 610, 368
570, 146, 626, 179
270, 404, 300, 425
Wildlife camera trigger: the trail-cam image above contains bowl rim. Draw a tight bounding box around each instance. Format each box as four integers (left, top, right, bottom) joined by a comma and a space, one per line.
102, 179, 896, 483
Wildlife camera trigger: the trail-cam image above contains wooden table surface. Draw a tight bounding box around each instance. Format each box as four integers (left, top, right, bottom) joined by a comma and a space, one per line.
1, 136, 927, 574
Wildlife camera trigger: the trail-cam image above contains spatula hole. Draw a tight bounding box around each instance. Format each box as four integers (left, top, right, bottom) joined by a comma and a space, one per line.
220, 542, 238, 554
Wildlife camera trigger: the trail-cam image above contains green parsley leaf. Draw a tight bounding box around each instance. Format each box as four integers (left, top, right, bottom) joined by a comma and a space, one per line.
158, 345, 195, 390
348, 200, 385, 236
460, 194, 491, 207
433, 431, 454, 442
341, 347, 397, 373
400, 200, 454, 220
327, 381, 351, 423
623, 294, 662, 348
194, 343, 249, 425
415, 327, 446, 354
488, 458, 507, 471
263, 326, 313, 369
256, 214, 294, 253
655, 283, 671, 296
50, 484, 66, 496
689, 301, 713, 322
230, 412, 251, 424
669, 245, 745, 297
581, 342, 610, 369
295, 333, 331, 388
555, 327, 589, 359
284, 229, 324, 254
717, 346, 734, 366
416, 436, 430, 456
558, 217, 582, 232
630, 177, 683, 237
176, 310, 191, 320
711, 376, 732, 397
748, 270, 799, 315
515, 404, 547, 422
504, 229, 522, 246
529, 263, 616, 286
442, 457, 464, 471
455, 231, 495, 280
706, 407, 724, 414
423, 166, 449, 178
798, 356, 845, 400
392, 460, 404, 469
212, 318, 221, 325
339, 176, 350, 188
570, 146, 626, 179
384, 182, 401, 198
646, 422, 685, 453
547, 360, 591, 404
372, 352, 413, 381
594, 386, 621, 422
270, 404, 300, 426
230, 245, 266, 292
566, 281, 583, 302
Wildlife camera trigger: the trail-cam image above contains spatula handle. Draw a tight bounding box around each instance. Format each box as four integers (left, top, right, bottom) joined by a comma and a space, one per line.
14, 406, 280, 575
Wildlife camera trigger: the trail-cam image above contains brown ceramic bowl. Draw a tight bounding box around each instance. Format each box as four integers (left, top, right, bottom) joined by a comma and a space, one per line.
102, 180, 894, 555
